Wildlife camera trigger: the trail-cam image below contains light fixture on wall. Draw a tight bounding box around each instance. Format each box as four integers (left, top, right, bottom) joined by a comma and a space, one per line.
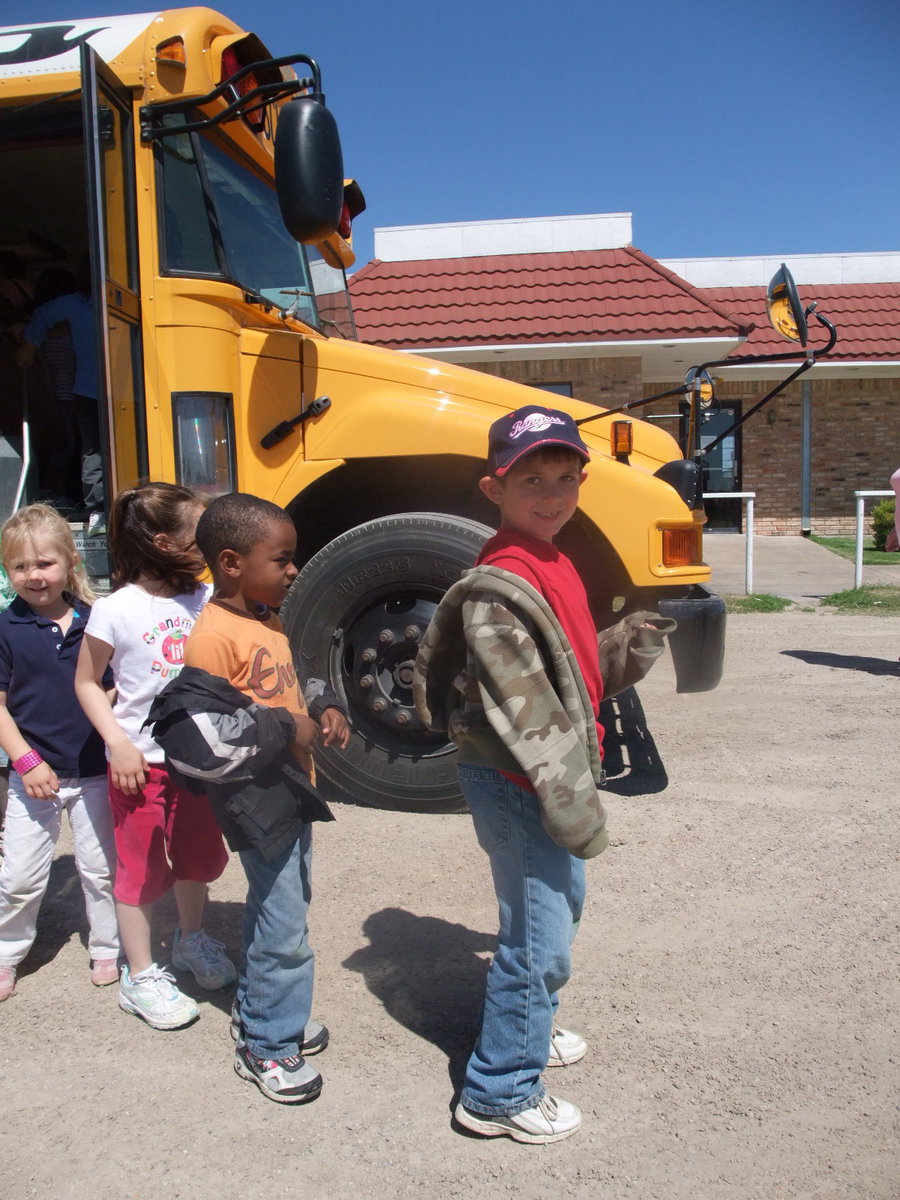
766, 406, 778, 427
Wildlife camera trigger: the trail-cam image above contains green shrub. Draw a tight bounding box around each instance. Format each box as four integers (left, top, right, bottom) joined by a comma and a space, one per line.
871, 498, 897, 551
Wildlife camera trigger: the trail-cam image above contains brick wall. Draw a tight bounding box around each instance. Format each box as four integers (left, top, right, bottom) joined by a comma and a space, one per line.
472, 355, 645, 409
708, 376, 899, 535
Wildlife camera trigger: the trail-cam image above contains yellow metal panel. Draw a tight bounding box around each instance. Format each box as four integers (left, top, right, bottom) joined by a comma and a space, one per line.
237, 330, 303, 493
106, 313, 141, 492
296, 336, 710, 588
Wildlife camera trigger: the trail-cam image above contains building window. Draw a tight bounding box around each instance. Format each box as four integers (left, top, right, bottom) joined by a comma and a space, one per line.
536, 382, 573, 397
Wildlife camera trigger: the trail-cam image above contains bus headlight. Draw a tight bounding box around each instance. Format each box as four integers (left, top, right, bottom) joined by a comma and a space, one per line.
172, 392, 235, 495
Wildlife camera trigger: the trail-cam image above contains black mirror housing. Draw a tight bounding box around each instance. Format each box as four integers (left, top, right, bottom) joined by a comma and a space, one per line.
766, 264, 808, 348
275, 95, 344, 244
655, 458, 705, 511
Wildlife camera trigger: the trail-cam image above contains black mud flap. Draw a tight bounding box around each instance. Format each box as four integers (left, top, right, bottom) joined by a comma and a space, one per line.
657, 585, 726, 693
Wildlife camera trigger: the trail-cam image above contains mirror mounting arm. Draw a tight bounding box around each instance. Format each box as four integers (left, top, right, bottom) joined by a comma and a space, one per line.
692, 310, 837, 461
687, 309, 838, 458
693, 358, 815, 461
140, 53, 323, 141
576, 385, 690, 425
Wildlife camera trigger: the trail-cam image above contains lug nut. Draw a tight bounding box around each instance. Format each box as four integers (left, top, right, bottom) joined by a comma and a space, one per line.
378, 629, 395, 645
395, 711, 410, 725
372, 697, 388, 713
361, 648, 377, 663
359, 675, 374, 690
404, 625, 421, 641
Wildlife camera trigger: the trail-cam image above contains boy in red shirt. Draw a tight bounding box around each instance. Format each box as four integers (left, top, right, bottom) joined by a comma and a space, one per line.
415, 405, 607, 1144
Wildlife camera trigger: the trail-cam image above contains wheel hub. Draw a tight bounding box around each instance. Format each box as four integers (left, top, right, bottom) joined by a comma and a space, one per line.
339, 594, 437, 740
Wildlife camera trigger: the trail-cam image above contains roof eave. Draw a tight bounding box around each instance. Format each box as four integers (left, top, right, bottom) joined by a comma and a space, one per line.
397, 335, 743, 361
715, 359, 900, 381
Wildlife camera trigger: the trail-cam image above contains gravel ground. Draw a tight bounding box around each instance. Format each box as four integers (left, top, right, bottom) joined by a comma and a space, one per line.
0, 610, 897, 1200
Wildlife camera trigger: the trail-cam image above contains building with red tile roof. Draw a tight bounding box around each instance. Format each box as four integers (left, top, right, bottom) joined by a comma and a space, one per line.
351, 245, 749, 368
350, 216, 900, 535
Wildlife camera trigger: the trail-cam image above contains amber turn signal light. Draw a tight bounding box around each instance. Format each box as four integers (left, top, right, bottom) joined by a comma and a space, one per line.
156, 37, 186, 67
661, 527, 701, 567
611, 420, 633, 459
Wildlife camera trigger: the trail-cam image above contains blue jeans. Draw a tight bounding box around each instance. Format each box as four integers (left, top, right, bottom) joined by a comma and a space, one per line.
236, 825, 315, 1060
457, 764, 586, 1116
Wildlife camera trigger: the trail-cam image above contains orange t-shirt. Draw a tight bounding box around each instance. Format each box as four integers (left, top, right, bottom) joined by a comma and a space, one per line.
184, 599, 314, 780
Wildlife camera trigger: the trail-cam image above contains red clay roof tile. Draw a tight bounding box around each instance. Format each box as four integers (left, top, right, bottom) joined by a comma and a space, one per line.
350, 250, 900, 363
704, 284, 900, 362
350, 247, 746, 349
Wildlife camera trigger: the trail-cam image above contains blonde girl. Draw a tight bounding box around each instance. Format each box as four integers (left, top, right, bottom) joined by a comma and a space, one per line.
76, 482, 235, 1030
0, 504, 119, 1001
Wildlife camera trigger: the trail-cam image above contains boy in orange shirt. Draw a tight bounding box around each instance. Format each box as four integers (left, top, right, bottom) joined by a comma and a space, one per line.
183, 493, 349, 1103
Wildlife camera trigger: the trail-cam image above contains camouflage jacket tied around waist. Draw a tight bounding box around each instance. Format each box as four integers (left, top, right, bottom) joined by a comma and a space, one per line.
413, 564, 608, 860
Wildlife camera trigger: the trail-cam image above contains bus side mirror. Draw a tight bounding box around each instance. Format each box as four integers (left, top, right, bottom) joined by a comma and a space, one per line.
766, 264, 808, 348
274, 95, 344, 244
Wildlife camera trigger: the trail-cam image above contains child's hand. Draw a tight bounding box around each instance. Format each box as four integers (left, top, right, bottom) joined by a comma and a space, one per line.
320, 707, 350, 749
22, 760, 60, 801
109, 741, 149, 795
293, 714, 321, 752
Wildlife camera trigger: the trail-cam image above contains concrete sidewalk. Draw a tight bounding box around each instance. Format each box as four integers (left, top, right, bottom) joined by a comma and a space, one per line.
702, 533, 900, 602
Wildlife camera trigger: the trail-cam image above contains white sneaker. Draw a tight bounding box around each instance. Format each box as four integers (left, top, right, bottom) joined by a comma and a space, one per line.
172, 928, 237, 990
119, 963, 200, 1030
548, 1025, 587, 1066
455, 1094, 582, 1144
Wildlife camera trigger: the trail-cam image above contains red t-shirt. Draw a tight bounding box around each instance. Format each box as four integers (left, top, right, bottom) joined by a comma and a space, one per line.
476, 528, 605, 783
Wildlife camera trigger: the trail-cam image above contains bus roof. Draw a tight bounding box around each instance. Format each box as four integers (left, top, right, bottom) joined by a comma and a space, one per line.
0, 14, 162, 79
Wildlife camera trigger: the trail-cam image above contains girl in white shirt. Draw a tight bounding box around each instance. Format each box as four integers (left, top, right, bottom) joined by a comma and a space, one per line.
76, 482, 235, 1030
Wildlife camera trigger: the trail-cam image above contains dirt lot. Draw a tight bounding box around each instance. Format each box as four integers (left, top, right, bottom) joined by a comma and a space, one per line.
1, 610, 897, 1200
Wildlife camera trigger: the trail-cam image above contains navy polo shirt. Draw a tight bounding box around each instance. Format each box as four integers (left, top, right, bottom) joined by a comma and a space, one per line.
0, 596, 110, 777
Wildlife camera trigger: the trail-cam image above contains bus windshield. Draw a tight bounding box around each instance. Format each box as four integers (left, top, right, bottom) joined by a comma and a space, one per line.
158, 120, 350, 331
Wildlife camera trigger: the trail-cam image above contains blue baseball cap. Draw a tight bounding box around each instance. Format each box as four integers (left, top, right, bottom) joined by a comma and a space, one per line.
488, 405, 590, 476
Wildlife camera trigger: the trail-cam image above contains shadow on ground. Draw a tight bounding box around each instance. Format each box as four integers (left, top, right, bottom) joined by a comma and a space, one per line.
343, 907, 493, 1093
19, 860, 242, 1014
600, 687, 669, 795
782, 649, 900, 677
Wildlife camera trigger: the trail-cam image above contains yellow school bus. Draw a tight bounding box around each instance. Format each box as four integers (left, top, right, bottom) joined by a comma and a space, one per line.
0, 8, 737, 809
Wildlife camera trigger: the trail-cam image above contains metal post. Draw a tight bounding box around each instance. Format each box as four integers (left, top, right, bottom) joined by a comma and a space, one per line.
800, 380, 812, 533
854, 490, 894, 588
855, 494, 865, 589
703, 491, 756, 594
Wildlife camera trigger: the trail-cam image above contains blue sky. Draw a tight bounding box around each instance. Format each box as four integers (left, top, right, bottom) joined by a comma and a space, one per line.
8, 0, 899, 268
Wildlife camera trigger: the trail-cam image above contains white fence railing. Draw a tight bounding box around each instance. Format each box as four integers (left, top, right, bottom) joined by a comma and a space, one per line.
854, 490, 893, 588
704, 491, 756, 593
703, 489, 896, 596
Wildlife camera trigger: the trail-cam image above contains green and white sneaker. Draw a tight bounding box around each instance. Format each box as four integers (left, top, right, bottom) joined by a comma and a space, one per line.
234, 1044, 323, 1104
454, 1094, 582, 1144
119, 964, 200, 1030
172, 928, 237, 990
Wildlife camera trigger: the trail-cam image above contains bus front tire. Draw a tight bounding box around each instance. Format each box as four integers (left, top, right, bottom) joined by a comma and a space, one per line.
280, 512, 493, 812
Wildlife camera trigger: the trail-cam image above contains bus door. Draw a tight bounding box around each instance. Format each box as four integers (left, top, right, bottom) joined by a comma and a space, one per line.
80, 44, 147, 505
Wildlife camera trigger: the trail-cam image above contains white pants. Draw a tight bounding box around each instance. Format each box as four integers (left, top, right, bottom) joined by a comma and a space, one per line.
0, 773, 119, 967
